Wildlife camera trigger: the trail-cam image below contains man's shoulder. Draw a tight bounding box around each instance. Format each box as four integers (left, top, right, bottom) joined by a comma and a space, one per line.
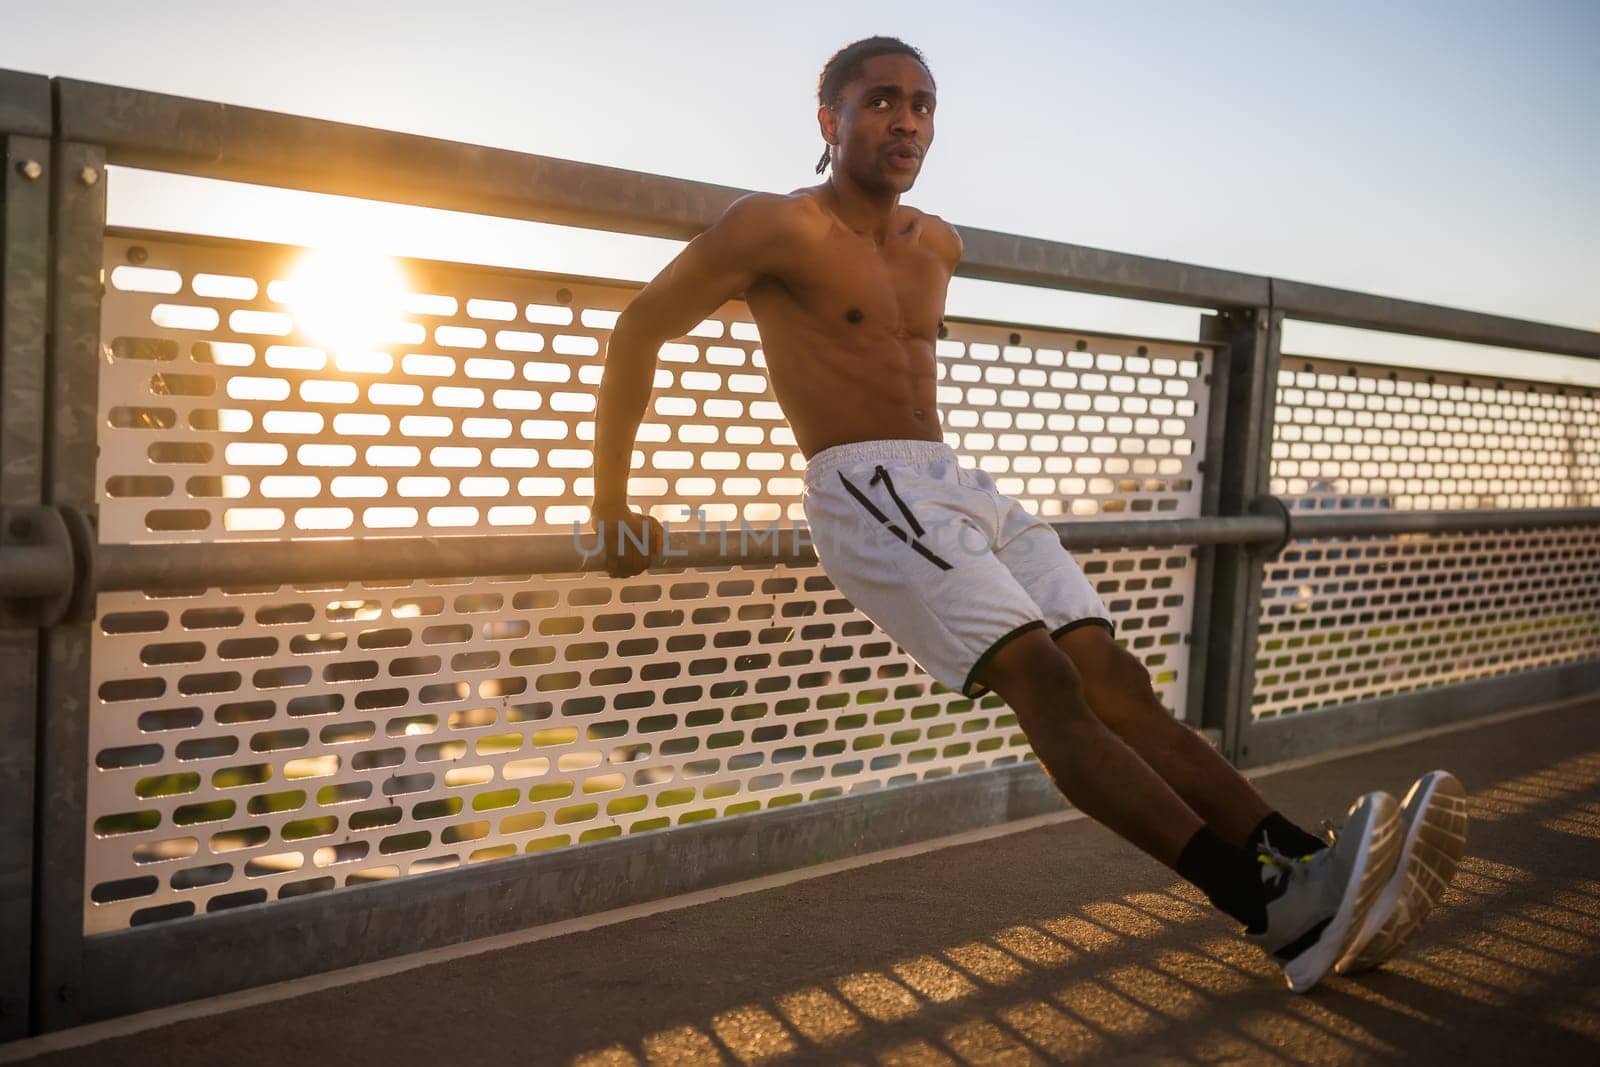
719, 189, 829, 239
907, 207, 963, 268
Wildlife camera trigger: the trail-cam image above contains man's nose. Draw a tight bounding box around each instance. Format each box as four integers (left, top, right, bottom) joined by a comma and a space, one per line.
891, 107, 920, 137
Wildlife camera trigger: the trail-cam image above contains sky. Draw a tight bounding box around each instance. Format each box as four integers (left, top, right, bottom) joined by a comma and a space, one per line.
3, 0, 1598, 382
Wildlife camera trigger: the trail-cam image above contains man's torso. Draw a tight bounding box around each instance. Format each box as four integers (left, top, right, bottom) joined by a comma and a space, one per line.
736, 187, 959, 458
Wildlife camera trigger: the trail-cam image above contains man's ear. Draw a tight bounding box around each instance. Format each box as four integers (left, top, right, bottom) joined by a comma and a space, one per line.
816, 104, 837, 146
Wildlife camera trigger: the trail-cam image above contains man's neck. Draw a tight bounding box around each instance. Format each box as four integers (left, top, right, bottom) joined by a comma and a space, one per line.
823, 175, 901, 243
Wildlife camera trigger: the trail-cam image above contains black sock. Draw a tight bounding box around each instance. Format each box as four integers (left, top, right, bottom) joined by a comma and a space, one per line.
1175, 826, 1267, 932
1248, 812, 1327, 858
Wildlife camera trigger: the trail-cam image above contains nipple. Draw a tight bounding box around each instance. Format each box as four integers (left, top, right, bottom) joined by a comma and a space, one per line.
845, 308, 864, 324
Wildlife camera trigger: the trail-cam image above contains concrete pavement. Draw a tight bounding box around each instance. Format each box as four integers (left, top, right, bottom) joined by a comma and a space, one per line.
10, 695, 1600, 1065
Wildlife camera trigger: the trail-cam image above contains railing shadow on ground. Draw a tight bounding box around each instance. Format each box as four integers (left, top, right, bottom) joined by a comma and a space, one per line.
8, 712, 1592, 1066
545, 755, 1600, 1066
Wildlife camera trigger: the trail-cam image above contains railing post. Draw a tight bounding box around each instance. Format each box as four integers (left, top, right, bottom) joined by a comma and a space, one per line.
32, 129, 106, 1033
0, 71, 53, 1041
1195, 305, 1283, 763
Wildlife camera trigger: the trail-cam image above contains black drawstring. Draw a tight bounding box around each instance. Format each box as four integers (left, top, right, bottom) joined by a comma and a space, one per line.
870, 465, 926, 537
839, 469, 951, 571
836, 474, 909, 543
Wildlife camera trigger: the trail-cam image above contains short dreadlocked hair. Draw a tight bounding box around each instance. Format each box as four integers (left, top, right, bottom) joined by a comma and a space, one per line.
815, 36, 935, 175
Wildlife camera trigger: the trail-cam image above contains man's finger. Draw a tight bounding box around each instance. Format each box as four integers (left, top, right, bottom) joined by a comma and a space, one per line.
646, 518, 666, 564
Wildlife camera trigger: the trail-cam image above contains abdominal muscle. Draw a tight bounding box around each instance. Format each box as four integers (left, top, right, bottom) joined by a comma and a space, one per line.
747, 299, 944, 458
765, 338, 943, 457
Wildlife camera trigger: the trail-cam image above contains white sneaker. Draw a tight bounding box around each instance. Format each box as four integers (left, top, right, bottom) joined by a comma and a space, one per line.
1248, 791, 1403, 993
1336, 770, 1468, 974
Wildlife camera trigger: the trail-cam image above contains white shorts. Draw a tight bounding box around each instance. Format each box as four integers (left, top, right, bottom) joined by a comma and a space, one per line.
801, 439, 1114, 697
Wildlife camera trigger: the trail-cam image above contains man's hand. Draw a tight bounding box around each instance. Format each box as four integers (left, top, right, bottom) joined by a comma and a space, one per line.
590, 502, 667, 579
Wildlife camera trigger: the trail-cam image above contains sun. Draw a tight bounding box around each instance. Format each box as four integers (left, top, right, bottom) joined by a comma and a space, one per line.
277, 246, 410, 357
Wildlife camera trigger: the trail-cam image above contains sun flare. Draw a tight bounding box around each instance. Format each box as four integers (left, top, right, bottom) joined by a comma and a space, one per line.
276, 247, 410, 358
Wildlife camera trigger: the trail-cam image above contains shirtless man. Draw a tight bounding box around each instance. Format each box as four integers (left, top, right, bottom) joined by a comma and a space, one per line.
589, 36, 1465, 992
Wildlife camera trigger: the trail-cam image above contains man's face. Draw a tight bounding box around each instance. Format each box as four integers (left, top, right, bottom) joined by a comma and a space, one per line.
822, 53, 936, 195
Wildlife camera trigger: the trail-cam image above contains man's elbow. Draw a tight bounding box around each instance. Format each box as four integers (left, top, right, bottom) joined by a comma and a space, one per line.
605, 313, 651, 359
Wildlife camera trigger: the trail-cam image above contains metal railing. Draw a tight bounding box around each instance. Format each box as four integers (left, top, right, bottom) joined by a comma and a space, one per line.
1, 69, 1597, 1035
12, 507, 1600, 602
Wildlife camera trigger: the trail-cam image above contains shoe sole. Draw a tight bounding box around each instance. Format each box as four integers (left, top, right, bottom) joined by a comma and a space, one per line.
1283, 791, 1402, 994
1336, 771, 1468, 974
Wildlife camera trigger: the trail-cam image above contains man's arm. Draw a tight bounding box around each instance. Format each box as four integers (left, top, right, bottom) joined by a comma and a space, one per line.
590, 193, 795, 571
932, 215, 963, 274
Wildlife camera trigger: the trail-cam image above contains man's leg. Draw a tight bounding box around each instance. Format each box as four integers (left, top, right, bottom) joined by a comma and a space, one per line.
1052, 624, 1273, 847
979, 625, 1205, 866
985, 513, 1289, 851
982, 621, 1405, 993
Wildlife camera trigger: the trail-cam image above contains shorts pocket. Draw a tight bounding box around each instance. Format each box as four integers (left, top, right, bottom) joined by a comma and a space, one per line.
832, 471, 959, 576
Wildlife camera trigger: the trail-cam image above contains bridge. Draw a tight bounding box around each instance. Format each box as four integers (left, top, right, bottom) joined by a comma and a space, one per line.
0, 69, 1596, 1061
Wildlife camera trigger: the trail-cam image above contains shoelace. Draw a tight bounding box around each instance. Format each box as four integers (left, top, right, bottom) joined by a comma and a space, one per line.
1256, 835, 1300, 872
1255, 835, 1302, 902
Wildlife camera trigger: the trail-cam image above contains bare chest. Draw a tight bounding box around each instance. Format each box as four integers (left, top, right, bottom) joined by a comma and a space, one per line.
752, 226, 952, 340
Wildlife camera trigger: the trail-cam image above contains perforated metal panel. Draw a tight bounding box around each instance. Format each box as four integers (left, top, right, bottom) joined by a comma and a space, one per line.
84, 233, 1206, 932
1259, 355, 1600, 719
1271, 356, 1600, 511
99, 234, 1207, 542
1255, 527, 1600, 718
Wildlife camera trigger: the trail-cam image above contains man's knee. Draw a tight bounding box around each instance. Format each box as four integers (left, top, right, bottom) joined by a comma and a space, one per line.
1056, 626, 1176, 735
1107, 645, 1159, 701
980, 627, 1087, 709
1057, 624, 1150, 690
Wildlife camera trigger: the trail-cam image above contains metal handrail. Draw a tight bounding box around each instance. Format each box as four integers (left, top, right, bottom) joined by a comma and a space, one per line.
49, 77, 1266, 311
1289, 506, 1600, 538
0, 70, 49, 137
89, 515, 1284, 594
0, 545, 71, 598
2, 506, 1595, 602
36, 74, 1600, 360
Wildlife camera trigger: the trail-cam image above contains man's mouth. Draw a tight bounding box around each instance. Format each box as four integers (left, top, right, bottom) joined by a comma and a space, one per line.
887, 145, 920, 169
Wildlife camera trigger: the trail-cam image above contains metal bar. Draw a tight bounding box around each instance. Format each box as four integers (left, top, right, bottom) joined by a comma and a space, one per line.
49, 75, 1600, 354
0, 144, 49, 509
12, 505, 1595, 602
0, 545, 72, 598
1184, 343, 1230, 728
52, 78, 1266, 309
1199, 308, 1284, 761
928, 311, 1228, 353
0, 118, 51, 1039
0, 71, 50, 138
1273, 278, 1600, 362
57, 76, 744, 242
1237, 659, 1600, 769
1182, 539, 1217, 732
13, 506, 1597, 602
32, 139, 105, 1034
952, 228, 1266, 308
1290, 507, 1600, 539
1056, 516, 1281, 549
88, 516, 1288, 595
